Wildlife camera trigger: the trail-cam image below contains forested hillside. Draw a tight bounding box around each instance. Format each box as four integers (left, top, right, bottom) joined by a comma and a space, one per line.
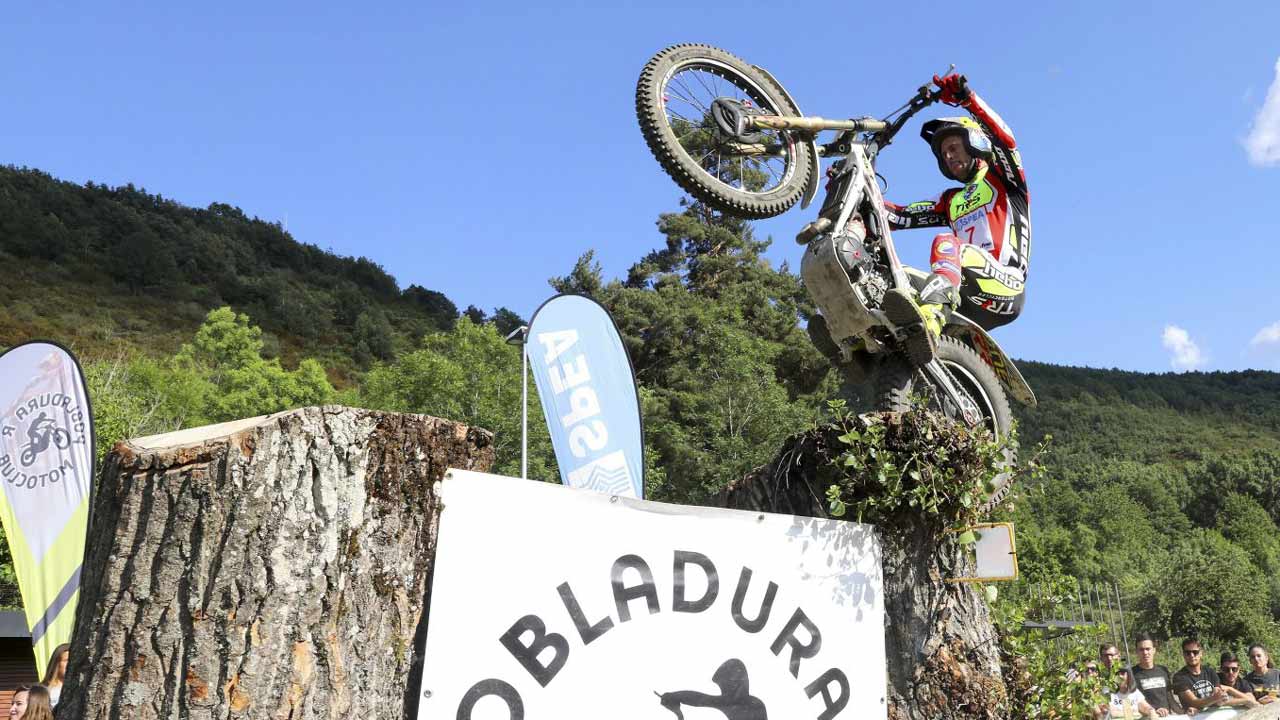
3, 164, 1279, 661
1009, 363, 1280, 650
0, 165, 523, 382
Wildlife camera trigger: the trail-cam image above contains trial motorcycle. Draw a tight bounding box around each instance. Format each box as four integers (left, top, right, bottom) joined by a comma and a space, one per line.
635, 44, 1037, 509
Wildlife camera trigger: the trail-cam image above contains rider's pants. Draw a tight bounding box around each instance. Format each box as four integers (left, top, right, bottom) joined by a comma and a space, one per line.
930, 233, 1025, 331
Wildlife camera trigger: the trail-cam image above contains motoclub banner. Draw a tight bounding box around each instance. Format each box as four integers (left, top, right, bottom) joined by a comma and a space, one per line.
0, 341, 95, 668
527, 294, 644, 498
418, 471, 886, 720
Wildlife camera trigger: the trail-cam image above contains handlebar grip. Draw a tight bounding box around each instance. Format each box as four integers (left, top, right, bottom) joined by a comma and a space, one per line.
856, 119, 888, 132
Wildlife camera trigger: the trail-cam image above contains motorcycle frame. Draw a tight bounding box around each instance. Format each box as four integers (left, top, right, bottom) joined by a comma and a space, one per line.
737, 107, 1037, 408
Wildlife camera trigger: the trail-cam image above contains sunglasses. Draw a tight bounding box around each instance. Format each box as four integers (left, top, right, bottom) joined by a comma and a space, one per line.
1223, 667, 1241, 673
1184, 649, 1202, 655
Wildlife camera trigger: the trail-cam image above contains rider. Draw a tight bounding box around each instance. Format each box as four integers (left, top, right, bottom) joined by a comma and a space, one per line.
881, 73, 1029, 366
26, 412, 49, 446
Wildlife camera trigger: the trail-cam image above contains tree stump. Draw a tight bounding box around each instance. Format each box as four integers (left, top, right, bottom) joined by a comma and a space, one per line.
57, 406, 493, 719
718, 419, 1007, 720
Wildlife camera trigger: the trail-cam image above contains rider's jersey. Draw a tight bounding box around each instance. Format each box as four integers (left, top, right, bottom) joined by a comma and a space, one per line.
885, 92, 1030, 280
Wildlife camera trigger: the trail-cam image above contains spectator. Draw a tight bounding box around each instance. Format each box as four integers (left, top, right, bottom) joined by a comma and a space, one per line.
16, 686, 52, 720
1173, 638, 1256, 712
1220, 652, 1252, 694
1247, 643, 1280, 704
8, 686, 28, 719
1099, 643, 1134, 692
1172, 637, 1225, 711
1130, 634, 1182, 716
1094, 643, 1155, 720
40, 643, 68, 707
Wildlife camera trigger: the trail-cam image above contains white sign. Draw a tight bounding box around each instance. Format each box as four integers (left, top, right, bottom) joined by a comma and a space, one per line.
418, 471, 886, 720
949, 523, 1019, 583
974, 523, 1018, 581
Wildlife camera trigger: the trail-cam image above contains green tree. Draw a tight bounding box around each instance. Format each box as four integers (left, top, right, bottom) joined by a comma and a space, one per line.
82, 308, 337, 461
549, 204, 832, 502
1135, 528, 1272, 643
353, 308, 395, 364
1217, 492, 1280, 616
359, 317, 556, 479
489, 307, 526, 337
174, 307, 334, 423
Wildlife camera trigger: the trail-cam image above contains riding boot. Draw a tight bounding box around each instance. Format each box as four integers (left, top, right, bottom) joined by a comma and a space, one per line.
881, 273, 958, 367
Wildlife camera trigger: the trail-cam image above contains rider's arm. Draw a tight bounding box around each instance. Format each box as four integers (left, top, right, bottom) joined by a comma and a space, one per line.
958, 90, 1027, 191
885, 198, 948, 230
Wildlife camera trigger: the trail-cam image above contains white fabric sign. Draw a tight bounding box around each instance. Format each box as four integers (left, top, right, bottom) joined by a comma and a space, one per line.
0, 341, 95, 667
973, 524, 1017, 580
418, 471, 886, 720
0, 343, 93, 562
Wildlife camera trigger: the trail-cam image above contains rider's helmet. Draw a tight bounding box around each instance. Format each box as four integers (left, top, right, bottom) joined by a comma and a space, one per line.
920, 117, 992, 182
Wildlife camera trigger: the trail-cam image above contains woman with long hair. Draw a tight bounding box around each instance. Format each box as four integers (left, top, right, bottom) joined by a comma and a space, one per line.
14, 686, 52, 720
7, 686, 28, 719
1247, 643, 1280, 704
39, 644, 68, 707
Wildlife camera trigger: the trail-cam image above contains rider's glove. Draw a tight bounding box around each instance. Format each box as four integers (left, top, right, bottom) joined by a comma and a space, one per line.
933, 74, 971, 106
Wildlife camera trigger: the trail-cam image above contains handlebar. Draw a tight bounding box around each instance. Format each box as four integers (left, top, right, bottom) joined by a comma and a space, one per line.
738, 72, 950, 155
868, 83, 942, 149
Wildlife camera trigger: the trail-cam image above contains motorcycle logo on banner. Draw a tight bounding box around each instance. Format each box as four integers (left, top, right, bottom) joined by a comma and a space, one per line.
0, 341, 95, 669
527, 295, 644, 498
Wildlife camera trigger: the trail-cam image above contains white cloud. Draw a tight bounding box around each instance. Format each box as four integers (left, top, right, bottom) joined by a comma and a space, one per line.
1250, 321, 1280, 348
1244, 58, 1280, 166
1162, 325, 1206, 371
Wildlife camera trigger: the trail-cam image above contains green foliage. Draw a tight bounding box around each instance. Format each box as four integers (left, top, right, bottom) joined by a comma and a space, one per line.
1011, 361, 1280, 655
995, 575, 1111, 719
822, 399, 1009, 529
558, 206, 832, 503
173, 308, 334, 423
83, 307, 336, 460
1134, 528, 1274, 643
0, 524, 19, 609
0, 165, 463, 375
358, 317, 557, 479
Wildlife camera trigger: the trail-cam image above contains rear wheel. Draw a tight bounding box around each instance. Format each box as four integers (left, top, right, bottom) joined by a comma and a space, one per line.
636, 44, 812, 219
874, 336, 1015, 512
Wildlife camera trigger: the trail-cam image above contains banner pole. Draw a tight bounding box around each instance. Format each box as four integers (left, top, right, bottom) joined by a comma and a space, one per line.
506, 325, 530, 479
521, 329, 528, 479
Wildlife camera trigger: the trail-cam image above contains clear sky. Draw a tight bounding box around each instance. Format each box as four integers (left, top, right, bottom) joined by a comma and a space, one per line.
3, 1, 1279, 373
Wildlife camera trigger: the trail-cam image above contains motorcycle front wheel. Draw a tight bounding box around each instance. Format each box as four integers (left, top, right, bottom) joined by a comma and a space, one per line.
874, 335, 1015, 513
636, 44, 812, 219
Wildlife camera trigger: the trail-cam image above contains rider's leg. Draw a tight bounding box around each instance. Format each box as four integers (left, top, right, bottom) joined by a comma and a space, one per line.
956, 244, 1025, 331
882, 233, 963, 366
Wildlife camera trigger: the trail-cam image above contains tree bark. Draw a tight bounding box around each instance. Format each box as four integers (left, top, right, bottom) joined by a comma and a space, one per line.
717, 423, 1008, 720
57, 406, 493, 719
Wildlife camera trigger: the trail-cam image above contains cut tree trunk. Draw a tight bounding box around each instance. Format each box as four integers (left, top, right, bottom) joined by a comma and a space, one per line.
56, 406, 493, 720
718, 422, 1008, 720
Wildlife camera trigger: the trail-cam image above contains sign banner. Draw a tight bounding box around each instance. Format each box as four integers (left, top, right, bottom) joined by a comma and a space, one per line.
0, 341, 95, 669
526, 294, 644, 498
418, 471, 886, 720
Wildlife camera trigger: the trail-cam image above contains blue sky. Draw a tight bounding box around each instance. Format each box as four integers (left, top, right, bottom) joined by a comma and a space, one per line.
3, 1, 1279, 372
